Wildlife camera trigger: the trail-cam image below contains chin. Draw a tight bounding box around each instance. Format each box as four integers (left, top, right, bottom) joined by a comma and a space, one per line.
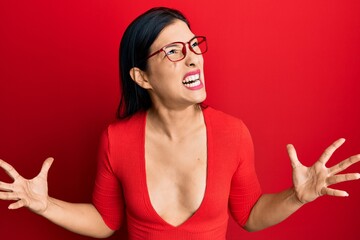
194, 91, 207, 104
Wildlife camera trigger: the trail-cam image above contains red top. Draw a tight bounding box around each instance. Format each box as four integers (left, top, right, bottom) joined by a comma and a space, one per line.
93, 107, 262, 240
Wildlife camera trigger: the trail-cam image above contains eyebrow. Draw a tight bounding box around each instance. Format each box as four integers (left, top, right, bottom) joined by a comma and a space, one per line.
162, 35, 197, 48
164, 43, 183, 48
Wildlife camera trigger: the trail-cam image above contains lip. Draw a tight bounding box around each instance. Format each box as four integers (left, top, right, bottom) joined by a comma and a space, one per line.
183, 69, 201, 80
184, 80, 204, 90
182, 69, 204, 90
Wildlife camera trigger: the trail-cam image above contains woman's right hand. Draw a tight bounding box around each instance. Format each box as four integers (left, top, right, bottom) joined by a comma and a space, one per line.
0, 158, 54, 214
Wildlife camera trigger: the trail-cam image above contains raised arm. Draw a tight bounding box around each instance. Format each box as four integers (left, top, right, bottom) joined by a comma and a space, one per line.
0, 158, 114, 238
245, 138, 360, 232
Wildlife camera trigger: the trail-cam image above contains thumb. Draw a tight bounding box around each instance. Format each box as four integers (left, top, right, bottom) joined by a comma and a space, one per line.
287, 144, 301, 169
38, 157, 54, 178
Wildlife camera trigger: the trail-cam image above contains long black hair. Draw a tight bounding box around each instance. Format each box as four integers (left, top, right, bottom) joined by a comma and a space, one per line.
117, 7, 190, 119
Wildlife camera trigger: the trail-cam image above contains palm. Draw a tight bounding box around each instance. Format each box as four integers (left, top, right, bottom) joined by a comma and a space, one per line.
287, 139, 360, 204
292, 160, 329, 203
0, 158, 53, 213
22, 173, 49, 212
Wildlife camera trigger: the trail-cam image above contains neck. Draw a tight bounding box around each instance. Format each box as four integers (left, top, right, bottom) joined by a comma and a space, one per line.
147, 104, 204, 141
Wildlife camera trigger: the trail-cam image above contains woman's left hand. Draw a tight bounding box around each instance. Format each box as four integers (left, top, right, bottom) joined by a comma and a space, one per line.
287, 138, 360, 204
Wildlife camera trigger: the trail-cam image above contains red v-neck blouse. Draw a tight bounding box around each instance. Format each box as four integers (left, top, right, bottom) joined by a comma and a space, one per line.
93, 107, 262, 240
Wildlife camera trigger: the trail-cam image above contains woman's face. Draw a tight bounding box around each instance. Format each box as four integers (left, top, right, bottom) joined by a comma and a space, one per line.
143, 19, 206, 110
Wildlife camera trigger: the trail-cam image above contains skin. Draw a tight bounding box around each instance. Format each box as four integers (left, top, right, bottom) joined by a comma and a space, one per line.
130, 19, 207, 226
1, 19, 360, 237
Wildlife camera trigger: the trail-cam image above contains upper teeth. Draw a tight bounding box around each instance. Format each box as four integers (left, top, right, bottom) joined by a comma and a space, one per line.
183, 73, 200, 83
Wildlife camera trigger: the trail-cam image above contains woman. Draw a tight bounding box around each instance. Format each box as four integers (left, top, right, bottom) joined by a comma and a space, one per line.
0, 7, 359, 240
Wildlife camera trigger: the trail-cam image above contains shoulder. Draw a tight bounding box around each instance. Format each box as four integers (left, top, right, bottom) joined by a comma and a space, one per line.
203, 106, 253, 148
108, 111, 146, 133
203, 106, 248, 132
105, 111, 146, 144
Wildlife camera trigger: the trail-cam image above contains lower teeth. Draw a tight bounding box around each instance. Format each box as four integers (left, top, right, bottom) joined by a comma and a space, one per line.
184, 80, 200, 87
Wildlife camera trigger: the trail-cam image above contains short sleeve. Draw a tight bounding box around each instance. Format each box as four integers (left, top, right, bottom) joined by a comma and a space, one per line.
228, 121, 262, 227
92, 128, 125, 230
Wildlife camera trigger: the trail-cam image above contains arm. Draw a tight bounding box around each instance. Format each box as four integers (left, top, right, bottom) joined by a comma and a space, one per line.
245, 138, 360, 232
0, 158, 114, 238
40, 198, 114, 238
244, 188, 302, 232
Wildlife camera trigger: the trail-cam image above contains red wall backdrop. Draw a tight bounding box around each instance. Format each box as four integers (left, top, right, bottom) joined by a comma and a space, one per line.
1, 1, 359, 239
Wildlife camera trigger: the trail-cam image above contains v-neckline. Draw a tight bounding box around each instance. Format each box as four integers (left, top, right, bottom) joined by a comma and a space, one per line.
140, 108, 212, 228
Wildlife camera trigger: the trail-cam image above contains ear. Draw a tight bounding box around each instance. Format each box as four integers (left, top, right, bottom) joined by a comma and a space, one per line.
129, 67, 152, 90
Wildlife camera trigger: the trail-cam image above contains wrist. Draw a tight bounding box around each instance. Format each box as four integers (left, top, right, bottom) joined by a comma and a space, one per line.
290, 187, 306, 206
36, 196, 53, 217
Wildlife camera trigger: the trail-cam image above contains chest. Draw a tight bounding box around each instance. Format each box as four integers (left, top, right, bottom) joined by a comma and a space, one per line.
110, 110, 241, 228
144, 128, 207, 226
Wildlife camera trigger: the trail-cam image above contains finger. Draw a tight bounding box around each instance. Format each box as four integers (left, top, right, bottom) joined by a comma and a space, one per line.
326, 173, 360, 185
318, 138, 346, 165
321, 187, 349, 197
0, 191, 20, 201
8, 199, 26, 210
329, 154, 360, 175
0, 159, 20, 180
37, 157, 54, 179
0, 181, 13, 191
287, 144, 301, 169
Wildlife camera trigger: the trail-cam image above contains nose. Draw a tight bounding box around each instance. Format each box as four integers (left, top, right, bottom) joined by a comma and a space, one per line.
184, 43, 201, 67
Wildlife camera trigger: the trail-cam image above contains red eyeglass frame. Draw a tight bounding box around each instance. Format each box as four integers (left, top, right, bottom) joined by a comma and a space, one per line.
146, 36, 207, 62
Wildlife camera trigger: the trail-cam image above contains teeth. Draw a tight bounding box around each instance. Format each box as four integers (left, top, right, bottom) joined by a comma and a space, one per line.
182, 73, 200, 84
183, 79, 201, 88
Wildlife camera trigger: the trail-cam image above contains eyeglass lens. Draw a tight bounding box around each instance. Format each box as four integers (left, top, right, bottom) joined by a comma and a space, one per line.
164, 37, 207, 61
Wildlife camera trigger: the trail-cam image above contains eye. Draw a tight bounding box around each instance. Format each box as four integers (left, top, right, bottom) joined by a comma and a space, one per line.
191, 41, 199, 48
164, 44, 182, 57
165, 48, 179, 56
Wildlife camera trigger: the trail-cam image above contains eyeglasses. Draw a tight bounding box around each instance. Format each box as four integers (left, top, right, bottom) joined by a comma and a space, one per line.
146, 36, 208, 62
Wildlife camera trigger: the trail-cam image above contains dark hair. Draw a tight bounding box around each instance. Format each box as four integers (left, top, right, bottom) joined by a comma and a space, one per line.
117, 7, 190, 119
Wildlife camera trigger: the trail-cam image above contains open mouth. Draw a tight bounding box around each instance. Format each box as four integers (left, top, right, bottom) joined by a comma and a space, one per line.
182, 73, 201, 88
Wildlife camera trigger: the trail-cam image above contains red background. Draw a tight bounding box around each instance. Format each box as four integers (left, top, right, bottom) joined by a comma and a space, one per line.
1, 1, 359, 239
